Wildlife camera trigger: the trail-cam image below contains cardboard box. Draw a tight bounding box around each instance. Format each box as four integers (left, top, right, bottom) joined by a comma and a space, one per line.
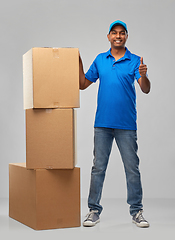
9, 163, 81, 230
26, 108, 77, 169
23, 47, 79, 109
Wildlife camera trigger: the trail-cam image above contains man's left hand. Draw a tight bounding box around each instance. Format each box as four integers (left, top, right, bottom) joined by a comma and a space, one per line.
139, 57, 147, 77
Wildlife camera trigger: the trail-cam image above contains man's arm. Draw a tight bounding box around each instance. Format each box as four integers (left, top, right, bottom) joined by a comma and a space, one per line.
79, 55, 93, 90
138, 57, 151, 94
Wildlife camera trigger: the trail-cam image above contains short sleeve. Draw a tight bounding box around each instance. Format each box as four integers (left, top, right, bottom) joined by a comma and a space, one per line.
85, 57, 99, 83
135, 58, 141, 81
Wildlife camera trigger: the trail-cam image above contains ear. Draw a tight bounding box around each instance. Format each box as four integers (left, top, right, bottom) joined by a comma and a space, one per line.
107, 33, 110, 42
125, 33, 128, 40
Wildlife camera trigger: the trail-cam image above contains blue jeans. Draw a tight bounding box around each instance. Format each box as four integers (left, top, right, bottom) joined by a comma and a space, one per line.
88, 127, 143, 216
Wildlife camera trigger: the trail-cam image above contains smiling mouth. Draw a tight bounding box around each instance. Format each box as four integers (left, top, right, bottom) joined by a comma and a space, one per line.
115, 40, 122, 43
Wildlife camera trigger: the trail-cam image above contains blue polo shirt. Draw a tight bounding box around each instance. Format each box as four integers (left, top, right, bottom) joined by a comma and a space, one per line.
85, 47, 142, 130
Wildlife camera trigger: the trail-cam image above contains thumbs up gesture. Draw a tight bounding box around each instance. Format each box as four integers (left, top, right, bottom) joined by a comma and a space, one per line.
139, 57, 147, 77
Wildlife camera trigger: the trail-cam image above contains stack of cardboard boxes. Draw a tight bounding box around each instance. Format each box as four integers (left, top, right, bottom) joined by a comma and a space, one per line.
9, 48, 81, 230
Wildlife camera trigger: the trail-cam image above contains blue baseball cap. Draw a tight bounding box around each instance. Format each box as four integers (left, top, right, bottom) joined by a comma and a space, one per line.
109, 20, 128, 33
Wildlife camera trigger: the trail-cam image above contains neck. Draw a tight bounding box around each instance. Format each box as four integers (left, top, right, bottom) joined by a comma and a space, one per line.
111, 47, 126, 61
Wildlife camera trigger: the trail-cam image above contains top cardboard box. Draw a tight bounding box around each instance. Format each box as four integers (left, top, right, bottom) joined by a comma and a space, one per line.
23, 47, 80, 109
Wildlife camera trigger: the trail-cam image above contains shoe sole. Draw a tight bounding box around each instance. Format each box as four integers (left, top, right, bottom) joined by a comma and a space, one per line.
132, 220, 149, 228
83, 219, 100, 227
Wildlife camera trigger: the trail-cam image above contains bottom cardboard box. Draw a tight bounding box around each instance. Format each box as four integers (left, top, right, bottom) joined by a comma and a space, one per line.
9, 163, 81, 230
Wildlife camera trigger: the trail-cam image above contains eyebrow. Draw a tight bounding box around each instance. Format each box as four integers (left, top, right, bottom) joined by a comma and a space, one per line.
111, 30, 126, 33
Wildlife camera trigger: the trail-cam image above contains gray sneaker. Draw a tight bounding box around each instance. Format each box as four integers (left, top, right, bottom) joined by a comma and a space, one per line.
83, 210, 100, 227
132, 210, 150, 228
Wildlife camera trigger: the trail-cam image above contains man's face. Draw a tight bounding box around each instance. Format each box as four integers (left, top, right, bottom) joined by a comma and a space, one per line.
107, 25, 128, 49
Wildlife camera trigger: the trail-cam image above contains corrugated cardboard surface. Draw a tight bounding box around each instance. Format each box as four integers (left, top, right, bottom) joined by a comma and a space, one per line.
26, 108, 77, 169
23, 49, 33, 109
9, 163, 37, 229
9, 163, 81, 230
23, 47, 79, 109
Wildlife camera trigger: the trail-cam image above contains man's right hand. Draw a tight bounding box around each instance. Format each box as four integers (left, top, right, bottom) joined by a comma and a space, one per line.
79, 54, 93, 90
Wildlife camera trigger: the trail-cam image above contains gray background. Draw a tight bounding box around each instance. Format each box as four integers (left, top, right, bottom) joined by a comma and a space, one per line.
0, 0, 174, 200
